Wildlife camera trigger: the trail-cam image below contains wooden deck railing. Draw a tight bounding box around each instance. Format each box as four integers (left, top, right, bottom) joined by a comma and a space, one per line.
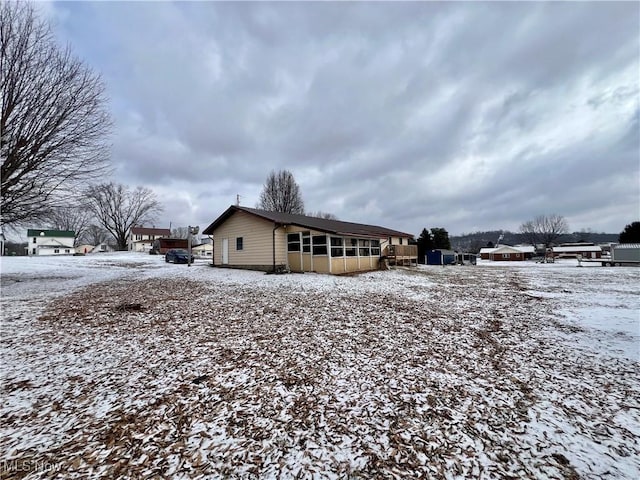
383, 244, 418, 266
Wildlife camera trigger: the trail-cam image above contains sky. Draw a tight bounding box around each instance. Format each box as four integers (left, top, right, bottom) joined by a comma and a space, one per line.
40, 0, 639, 237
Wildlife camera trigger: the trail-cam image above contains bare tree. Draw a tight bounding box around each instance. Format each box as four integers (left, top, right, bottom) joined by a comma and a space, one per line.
80, 224, 110, 246
1, 2, 111, 227
258, 170, 304, 214
519, 214, 569, 247
85, 183, 162, 250
519, 220, 538, 246
307, 211, 338, 220
44, 205, 92, 246
172, 226, 200, 245
171, 227, 189, 238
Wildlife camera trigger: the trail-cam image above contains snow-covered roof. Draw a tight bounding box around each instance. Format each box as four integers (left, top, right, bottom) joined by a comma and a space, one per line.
513, 245, 536, 253
553, 245, 602, 253
480, 245, 534, 254
612, 243, 640, 249
38, 238, 74, 247
492, 245, 525, 254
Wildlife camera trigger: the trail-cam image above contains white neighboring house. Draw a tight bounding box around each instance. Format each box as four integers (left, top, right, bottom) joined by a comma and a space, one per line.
75, 244, 95, 255
91, 243, 116, 253
75, 243, 116, 254
192, 243, 213, 257
551, 243, 602, 259
127, 226, 171, 253
27, 229, 75, 256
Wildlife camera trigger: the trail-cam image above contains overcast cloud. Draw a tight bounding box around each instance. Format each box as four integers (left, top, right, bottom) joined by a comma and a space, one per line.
47, 1, 638, 236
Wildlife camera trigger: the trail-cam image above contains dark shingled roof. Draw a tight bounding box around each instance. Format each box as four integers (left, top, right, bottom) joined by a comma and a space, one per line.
202, 206, 414, 239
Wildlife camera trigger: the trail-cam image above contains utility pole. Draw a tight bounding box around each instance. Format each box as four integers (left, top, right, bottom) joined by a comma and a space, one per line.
187, 225, 199, 267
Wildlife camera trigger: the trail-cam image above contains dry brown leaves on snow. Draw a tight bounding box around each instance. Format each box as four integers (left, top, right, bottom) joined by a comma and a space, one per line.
1, 267, 638, 479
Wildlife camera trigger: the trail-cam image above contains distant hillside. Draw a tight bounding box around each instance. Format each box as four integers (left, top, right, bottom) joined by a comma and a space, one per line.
450, 231, 619, 253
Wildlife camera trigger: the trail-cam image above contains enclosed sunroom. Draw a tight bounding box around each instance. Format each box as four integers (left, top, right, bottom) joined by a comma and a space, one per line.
202, 206, 416, 274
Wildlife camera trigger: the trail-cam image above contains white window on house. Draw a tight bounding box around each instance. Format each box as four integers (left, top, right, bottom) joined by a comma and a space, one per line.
236, 237, 243, 251
32, 238, 36, 244
312, 235, 327, 255
287, 233, 300, 252
345, 238, 357, 257
136, 234, 142, 241
54, 249, 59, 253
65, 249, 70, 254
330, 237, 344, 257
399, 238, 403, 245
32, 248, 36, 255
302, 232, 311, 253
371, 239, 381, 256
359, 239, 370, 257
502, 254, 510, 259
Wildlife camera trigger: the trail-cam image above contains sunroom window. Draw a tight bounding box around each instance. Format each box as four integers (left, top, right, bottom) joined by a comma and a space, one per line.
287, 233, 300, 252
371, 239, 381, 256
330, 237, 344, 257
345, 238, 357, 256
302, 232, 311, 253
359, 239, 370, 257
312, 235, 327, 255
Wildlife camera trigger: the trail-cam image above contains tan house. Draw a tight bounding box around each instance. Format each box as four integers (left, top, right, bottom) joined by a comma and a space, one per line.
202, 206, 417, 274
127, 226, 171, 253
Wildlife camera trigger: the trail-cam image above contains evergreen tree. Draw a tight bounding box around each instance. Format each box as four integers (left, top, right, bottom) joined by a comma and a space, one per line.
416, 228, 434, 264
431, 228, 451, 250
619, 221, 640, 243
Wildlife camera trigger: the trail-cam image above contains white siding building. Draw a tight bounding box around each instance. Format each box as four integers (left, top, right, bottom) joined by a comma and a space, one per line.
27, 229, 75, 256
127, 227, 171, 252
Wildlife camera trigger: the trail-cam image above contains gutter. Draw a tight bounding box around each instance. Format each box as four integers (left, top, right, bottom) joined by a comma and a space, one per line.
272, 223, 281, 272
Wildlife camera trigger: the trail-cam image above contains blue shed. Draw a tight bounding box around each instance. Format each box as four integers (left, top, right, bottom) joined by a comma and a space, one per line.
426, 249, 456, 265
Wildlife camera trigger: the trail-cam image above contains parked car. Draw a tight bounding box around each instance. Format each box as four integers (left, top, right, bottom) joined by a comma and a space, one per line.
165, 249, 194, 264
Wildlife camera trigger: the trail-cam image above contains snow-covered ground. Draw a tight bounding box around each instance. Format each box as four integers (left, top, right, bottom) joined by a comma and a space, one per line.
1, 253, 638, 479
